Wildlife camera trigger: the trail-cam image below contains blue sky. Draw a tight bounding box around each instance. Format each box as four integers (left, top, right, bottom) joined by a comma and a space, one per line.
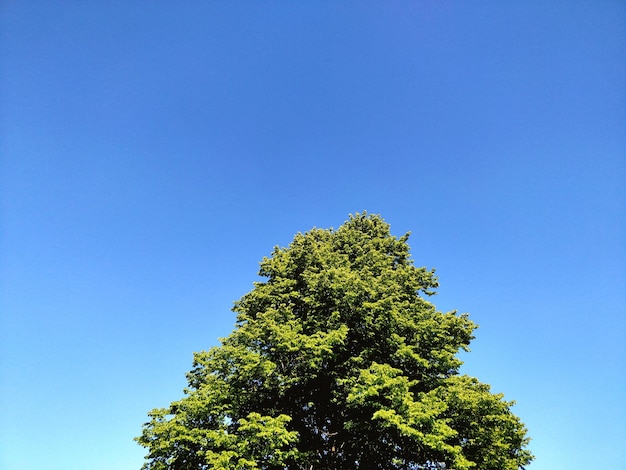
1, 2, 624, 469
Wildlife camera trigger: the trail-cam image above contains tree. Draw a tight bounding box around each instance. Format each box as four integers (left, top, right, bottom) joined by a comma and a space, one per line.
137, 213, 533, 470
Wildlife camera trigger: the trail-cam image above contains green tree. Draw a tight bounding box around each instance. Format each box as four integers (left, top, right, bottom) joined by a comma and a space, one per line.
137, 213, 533, 470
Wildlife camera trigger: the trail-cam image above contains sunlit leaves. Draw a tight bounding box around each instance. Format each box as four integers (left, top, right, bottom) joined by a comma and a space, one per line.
137, 213, 532, 469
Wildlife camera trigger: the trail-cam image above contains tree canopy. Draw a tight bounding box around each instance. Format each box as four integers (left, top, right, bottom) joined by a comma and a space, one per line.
137, 213, 533, 469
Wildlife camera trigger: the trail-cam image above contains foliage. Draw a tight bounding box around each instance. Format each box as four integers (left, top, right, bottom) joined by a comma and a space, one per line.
137, 213, 533, 469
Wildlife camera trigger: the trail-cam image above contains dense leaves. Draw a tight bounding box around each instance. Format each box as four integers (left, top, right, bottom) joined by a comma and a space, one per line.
137, 213, 533, 469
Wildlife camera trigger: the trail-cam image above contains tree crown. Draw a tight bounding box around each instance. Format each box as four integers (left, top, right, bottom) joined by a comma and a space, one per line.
137, 213, 533, 470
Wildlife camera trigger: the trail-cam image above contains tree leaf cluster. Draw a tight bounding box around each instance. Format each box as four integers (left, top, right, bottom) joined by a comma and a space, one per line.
137, 213, 533, 469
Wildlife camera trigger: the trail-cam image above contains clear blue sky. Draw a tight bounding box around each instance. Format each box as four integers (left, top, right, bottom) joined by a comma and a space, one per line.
1, 2, 624, 469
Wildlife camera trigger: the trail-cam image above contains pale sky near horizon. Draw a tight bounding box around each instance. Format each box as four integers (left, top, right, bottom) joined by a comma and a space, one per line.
1, 2, 625, 469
